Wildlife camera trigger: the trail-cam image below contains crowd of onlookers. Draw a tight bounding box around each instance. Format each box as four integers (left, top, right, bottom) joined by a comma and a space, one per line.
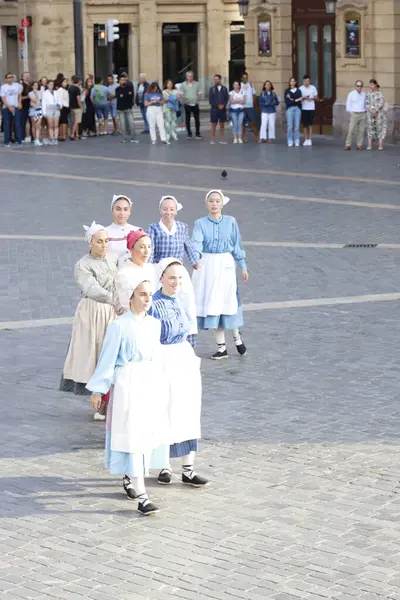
0, 69, 388, 150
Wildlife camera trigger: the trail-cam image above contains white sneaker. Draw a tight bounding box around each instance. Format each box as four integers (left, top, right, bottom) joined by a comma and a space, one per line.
93, 412, 106, 421
34, 140, 43, 146
238, 138, 243, 144
233, 138, 238, 144
210, 140, 215, 144
151, 141, 156, 145
303, 140, 309, 146
308, 139, 312, 146
24, 136, 31, 143
295, 142, 300, 147
43, 138, 50, 145
288, 142, 293, 147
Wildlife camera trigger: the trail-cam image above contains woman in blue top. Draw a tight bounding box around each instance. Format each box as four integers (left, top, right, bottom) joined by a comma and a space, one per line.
284, 77, 302, 147
147, 195, 199, 347
150, 257, 209, 488
162, 79, 179, 142
192, 190, 248, 360
144, 82, 168, 145
87, 271, 170, 516
259, 80, 279, 143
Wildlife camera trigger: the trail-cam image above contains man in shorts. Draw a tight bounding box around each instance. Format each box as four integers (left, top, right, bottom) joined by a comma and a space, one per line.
299, 74, 318, 146
209, 74, 229, 144
240, 72, 260, 143
107, 74, 119, 135
68, 75, 82, 140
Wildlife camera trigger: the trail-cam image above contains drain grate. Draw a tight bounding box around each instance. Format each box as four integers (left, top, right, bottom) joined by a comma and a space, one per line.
344, 244, 378, 248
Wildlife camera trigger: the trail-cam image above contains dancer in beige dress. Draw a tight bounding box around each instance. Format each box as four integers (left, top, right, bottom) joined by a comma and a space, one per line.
60, 222, 117, 419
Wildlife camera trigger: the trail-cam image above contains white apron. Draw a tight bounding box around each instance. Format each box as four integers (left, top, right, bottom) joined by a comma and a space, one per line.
159, 342, 202, 443
192, 252, 238, 318
110, 360, 169, 454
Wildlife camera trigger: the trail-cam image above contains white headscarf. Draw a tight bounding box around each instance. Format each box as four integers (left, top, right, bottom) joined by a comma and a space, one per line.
111, 194, 132, 209
159, 195, 183, 212
157, 257, 183, 281
83, 221, 107, 245
205, 189, 230, 206
124, 271, 152, 300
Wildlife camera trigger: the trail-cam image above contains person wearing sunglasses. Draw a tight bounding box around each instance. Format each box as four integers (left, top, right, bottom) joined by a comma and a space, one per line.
344, 80, 367, 151
0, 72, 23, 147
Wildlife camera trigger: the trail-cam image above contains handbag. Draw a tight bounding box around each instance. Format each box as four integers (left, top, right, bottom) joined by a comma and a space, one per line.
97, 390, 110, 416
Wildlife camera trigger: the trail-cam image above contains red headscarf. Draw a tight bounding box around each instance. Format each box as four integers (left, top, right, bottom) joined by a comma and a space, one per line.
126, 228, 150, 251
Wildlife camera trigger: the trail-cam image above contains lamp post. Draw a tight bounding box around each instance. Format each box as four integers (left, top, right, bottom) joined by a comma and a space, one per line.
325, 0, 338, 14
73, 0, 84, 78
237, 0, 250, 18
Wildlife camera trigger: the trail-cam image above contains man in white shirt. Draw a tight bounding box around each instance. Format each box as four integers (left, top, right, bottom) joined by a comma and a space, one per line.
240, 72, 260, 143
299, 74, 318, 146
0, 72, 23, 147
344, 80, 366, 150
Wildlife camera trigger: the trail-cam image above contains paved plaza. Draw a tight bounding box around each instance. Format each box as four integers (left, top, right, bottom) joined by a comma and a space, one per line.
1, 134, 400, 600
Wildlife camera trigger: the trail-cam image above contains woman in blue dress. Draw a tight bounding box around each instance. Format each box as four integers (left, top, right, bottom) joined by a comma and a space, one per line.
191, 190, 249, 360
150, 257, 209, 488
87, 271, 170, 516
147, 195, 199, 347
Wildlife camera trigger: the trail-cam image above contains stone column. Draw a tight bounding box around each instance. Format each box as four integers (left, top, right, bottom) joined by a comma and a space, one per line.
198, 22, 207, 94
206, 0, 228, 87
129, 24, 140, 84
138, 0, 158, 80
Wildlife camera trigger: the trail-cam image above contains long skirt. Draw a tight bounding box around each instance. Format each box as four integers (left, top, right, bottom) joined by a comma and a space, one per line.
192, 252, 243, 330
60, 297, 115, 395
105, 361, 170, 477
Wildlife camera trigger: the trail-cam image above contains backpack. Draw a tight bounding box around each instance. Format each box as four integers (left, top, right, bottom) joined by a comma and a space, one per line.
93, 84, 106, 105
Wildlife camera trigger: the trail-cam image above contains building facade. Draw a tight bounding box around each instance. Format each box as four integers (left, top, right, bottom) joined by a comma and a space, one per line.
0, 0, 399, 139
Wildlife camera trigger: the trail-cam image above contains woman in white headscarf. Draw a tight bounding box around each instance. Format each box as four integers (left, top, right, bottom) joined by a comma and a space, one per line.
106, 194, 139, 262
60, 222, 118, 417
147, 195, 199, 347
191, 190, 249, 360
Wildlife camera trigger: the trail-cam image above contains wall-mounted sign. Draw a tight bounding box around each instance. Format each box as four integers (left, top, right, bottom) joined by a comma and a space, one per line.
258, 20, 271, 56
6, 26, 18, 39
345, 17, 360, 57
162, 23, 197, 36
21, 17, 32, 29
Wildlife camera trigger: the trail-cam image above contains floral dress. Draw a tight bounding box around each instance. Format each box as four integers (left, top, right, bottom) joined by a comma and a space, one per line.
366, 90, 387, 141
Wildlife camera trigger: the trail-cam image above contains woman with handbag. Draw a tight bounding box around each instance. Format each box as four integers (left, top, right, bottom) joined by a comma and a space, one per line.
162, 79, 179, 142
87, 272, 170, 515
59, 222, 117, 421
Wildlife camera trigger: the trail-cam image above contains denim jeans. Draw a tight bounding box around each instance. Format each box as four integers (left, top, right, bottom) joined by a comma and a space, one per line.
140, 105, 149, 131
2, 107, 22, 145
118, 109, 136, 141
230, 109, 244, 136
286, 106, 301, 145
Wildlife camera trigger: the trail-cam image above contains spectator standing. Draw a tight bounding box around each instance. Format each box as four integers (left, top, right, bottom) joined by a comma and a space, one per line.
136, 73, 149, 134
366, 79, 387, 151
107, 74, 119, 135
144, 82, 168, 145
180, 70, 202, 140
209, 74, 229, 145
21, 71, 32, 143
344, 80, 366, 151
284, 77, 302, 147
259, 80, 279, 143
68, 75, 82, 141
91, 76, 109, 135
40, 76, 49, 143
116, 73, 138, 144
175, 83, 186, 131
57, 78, 70, 142
82, 78, 96, 138
228, 80, 245, 144
1, 72, 23, 147
28, 81, 43, 146
162, 79, 179, 142
240, 72, 260, 143
42, 79, 60, 145
300, 75, 318, 146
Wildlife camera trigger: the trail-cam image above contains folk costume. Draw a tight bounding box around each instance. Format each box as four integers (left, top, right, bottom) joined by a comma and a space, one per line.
86, 271, 170, 515
192, 190, 247, 360
60, 222, 117, 395
147, 196, 198, 346
150, 257, 209, 488
106, 194, 139, 262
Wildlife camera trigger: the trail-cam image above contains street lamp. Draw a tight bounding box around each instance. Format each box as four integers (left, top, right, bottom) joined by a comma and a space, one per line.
237, 0, 250, 17
325, 0, 338, 14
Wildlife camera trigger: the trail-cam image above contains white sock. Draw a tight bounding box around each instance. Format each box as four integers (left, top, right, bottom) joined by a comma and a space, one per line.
232, 329, 242, 345
214, 329, 226, 350
182, 452, 196, 479
131, 475, 146, 496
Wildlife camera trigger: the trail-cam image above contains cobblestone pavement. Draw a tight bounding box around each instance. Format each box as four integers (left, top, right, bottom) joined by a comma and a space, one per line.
1, 137, 400, 600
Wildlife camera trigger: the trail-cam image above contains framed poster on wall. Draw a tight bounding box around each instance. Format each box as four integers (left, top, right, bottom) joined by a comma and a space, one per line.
258, 19, 271, 56
345, 16, 360, 57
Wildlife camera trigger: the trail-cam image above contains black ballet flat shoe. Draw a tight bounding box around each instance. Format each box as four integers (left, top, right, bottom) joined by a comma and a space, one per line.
182, 473, 210, 487
157, 469, 172, 485
211, 348, 228, 360
137, 501, 159, 515
123, 475, 137, 499
235, 342, 247, 356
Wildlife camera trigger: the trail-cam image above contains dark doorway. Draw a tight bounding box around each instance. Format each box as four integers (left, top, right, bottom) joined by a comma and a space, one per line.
162, 23, 198, 84
94, 23, 129, 80
229, 22, 245, 88
292, 0, 335, 132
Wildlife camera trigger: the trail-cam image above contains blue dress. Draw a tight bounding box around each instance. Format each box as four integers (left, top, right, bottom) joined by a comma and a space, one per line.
191, 215, 246, 330
150, 289, 199, 458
